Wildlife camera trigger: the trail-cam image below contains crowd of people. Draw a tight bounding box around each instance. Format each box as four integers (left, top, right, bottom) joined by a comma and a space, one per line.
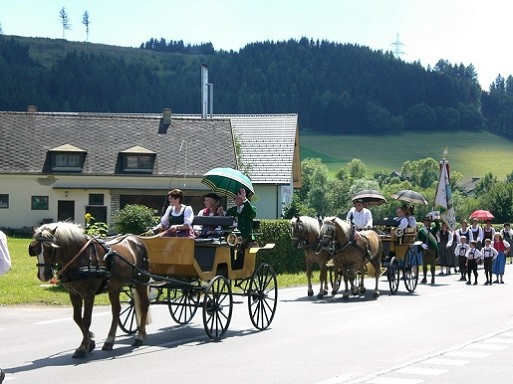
346, 199, 512, 286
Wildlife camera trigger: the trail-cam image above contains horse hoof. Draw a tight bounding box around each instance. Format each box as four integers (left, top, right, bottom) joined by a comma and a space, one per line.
102, 342, 113, 351
373, 291, 380, 298
132, 338, 143, 347
316, 293, 324, 299
307, 290, 314, 297
359, 288, 367, 295
88, 340, 96, 352
342, 293, 349, 299
72, 349, 86, 358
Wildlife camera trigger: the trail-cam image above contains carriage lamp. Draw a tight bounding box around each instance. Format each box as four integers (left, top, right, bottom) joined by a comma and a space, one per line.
226, 229, 242, 247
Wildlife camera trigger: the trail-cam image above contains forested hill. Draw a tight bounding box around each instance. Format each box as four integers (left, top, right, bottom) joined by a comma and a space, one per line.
1, 35, 512, 137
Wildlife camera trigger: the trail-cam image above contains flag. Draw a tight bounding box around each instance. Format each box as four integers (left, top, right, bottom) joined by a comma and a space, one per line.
434, 158, 457, 230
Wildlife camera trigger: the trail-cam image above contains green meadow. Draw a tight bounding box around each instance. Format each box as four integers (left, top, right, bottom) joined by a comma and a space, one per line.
300, 130, 513, 179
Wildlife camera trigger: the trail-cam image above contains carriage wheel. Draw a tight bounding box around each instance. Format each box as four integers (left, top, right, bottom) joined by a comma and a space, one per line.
118, 285, 138, 334
403, 247, 419, 293
387, 257, 400, 295
168, 286, 201, 325
202, 275, 233, 340
248, 263, 278, 330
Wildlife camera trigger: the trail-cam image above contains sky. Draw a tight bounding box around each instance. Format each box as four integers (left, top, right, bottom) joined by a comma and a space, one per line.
1, 0, 511, 89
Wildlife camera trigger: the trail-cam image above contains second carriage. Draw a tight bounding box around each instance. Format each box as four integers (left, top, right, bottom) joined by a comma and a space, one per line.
376, 220, 420, 294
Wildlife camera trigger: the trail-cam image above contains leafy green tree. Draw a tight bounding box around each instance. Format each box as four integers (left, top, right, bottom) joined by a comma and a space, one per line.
477, 180, 513, 223
474, 172, 497, 197
346, 158, 367, 179
400, 158, 439, 188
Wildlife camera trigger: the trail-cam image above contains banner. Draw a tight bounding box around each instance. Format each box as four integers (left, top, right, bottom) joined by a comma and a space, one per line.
434, 158, 457, 230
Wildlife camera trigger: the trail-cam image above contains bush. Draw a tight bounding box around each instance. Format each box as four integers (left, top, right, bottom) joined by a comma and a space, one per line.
113, 204, 160, 235
255, 219, 306, 274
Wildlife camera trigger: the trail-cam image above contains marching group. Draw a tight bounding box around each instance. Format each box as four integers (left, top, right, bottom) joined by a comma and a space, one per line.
347, 199, 511, 286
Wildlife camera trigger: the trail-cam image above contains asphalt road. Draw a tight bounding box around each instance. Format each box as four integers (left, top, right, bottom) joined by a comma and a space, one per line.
2, 265, 513, 384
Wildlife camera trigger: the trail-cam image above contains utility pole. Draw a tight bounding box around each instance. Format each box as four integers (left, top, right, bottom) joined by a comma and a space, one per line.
391, 33, 405, 59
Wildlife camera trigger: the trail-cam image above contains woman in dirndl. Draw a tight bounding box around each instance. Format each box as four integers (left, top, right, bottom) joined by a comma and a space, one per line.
436, 222, 454, 275
492, 232, 510, 284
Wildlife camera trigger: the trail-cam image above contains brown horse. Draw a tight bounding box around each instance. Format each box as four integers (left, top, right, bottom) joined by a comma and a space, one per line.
318, 217, 383, 299
290, 216, 333, 298
28, 222, 150, 358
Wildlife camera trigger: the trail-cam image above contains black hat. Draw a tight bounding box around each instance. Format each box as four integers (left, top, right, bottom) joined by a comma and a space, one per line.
204, 192, 220, 200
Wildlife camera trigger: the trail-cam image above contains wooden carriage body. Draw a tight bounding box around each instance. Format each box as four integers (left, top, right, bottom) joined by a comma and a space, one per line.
142, 236, 257, 281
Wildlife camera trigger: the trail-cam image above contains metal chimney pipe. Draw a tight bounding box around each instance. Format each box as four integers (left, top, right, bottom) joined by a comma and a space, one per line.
201, 64, 208, 118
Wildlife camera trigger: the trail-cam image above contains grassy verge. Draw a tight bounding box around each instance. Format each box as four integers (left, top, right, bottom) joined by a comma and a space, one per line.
0, 237, 308, 306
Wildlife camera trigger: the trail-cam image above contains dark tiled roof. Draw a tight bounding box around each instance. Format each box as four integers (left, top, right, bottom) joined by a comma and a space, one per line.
0, 111, 237, 176
174, 114, 299, 184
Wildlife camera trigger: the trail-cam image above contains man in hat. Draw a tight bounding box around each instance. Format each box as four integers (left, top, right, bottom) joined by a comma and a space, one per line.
346, 199, 373, 230
454, 235, 469, 281
226, 188, 257, 269
346, 198, 374, 254
194, 192, 225, 238
417, 215, 439, 284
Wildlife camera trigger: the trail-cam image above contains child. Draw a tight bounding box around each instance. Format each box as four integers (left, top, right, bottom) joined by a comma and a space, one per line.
454, 235, 469, 281
481, 238, 498, 285
465, 240, 482, 285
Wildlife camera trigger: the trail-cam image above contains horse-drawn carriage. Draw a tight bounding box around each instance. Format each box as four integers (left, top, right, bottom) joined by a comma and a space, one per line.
29, 215, 277, 358
375, 219, 419, 294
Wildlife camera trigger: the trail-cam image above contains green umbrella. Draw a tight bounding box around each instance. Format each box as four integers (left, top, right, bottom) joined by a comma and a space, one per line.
201, 167, 255, 198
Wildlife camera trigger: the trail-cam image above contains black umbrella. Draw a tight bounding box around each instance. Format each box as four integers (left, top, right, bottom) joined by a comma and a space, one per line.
352, 189, 387, 207
391, 189, 428, 205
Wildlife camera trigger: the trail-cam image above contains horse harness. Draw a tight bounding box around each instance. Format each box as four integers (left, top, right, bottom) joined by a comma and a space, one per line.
292, 219, 321, 252
322, 221, 372, 260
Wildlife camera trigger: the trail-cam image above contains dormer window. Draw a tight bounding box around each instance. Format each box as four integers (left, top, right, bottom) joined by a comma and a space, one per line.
120, 146, 155, 173
49, 144, 86, 172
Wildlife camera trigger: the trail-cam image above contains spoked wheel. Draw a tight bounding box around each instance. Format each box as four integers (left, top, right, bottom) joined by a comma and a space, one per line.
403, 247, 419, 293
387, 257, 400, 295
248, 263, 278, 330
202, 275, 233, 340
118, 285, 138, 334
168, 285, 201, 325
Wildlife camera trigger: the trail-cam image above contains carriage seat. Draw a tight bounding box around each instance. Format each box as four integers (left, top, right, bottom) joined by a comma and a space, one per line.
192, 215, 235, 228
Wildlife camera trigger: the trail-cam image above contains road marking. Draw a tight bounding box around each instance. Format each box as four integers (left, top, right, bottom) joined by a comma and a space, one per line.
365, 378, 423, 384
486, 337, 513, 344
422, 357, 469, 366
396, 367, 448, 375
464, 343, 508, 351
445, 350, 490, 358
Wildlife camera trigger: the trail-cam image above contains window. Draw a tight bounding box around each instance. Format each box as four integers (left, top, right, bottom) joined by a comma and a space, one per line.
0, 194, 9, 208
51, 153, 85, 172
31, 196, 49, 210
89, 194, 104, 206
122, 154, 154, 173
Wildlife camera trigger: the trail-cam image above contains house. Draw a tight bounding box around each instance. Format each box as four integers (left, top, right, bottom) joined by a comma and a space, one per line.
0, 108, 301, 230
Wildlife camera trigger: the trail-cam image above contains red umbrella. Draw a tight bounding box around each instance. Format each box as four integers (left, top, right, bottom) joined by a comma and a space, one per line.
469, 210, 494, 220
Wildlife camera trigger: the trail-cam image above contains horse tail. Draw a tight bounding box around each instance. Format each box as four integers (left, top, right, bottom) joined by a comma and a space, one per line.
133, 287, 152, 325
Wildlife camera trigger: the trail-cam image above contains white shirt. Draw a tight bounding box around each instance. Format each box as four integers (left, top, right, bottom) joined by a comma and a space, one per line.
465, 247, 482, 260
481, 245, 498, 259
454, 243, 469, 257
346, 207, 373, 229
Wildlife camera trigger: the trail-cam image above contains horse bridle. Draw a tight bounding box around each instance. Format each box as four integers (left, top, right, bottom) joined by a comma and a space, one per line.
30, 236, 58, 271
291, 219, 308, 248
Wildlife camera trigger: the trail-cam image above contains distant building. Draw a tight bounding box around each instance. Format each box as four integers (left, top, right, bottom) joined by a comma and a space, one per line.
0, 108, 300, 230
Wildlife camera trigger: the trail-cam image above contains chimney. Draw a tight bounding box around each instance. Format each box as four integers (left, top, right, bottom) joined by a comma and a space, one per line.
27, 105, 38, 113
201, 64, 208, 118
158, 108, 171, 134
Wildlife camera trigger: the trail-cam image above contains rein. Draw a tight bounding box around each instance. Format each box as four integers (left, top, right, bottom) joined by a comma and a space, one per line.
323, 221, 367, 256
58, 238, 95, 276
